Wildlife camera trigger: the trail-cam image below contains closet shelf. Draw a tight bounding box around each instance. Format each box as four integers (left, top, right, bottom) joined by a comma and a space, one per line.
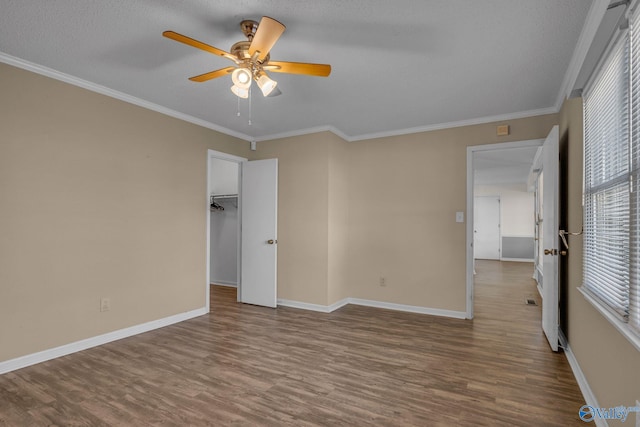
212, 194, 238, 199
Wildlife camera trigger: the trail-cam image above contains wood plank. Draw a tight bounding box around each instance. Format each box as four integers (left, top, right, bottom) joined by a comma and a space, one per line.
0, 260, 585, 425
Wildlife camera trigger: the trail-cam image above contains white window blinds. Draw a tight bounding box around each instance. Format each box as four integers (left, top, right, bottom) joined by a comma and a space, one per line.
583, 11, 640, 337
630, 13, 640, 334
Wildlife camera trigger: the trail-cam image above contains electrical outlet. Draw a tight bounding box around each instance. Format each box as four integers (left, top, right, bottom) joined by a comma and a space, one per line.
379, 277, 386, 287
100, 297, 111, 312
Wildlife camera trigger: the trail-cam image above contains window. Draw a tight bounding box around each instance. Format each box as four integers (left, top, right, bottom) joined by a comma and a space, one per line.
583, 10, 640, 344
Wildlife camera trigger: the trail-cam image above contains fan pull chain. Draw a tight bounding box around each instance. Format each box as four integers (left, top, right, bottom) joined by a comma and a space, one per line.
248, 86, 252, 126
236, 95, 241, 117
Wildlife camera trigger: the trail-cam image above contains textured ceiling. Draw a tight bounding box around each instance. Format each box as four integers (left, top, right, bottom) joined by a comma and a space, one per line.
474, 146, 541, 186
0, 0, 597, 141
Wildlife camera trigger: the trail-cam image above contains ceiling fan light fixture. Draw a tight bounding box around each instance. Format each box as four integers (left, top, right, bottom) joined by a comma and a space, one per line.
231, 67, 252, 89
230, 84, 249, 98
257, 73, 277, 97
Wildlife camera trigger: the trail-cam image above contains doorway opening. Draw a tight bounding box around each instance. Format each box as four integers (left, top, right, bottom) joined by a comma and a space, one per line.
206, 150, 246, 312
206, 150, 279, 312
466, 139, 543, 319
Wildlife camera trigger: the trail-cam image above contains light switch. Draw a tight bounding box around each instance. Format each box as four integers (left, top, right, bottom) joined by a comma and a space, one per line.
456, 212, 464, 223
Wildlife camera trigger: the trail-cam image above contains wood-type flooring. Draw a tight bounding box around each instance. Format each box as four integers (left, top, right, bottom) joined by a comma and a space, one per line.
0, 260, 585, 426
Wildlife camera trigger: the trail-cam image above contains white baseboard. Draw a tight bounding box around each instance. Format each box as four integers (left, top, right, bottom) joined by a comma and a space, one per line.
349, 298, 467, 319
328, 298, 351, 312
559, 331, 607, 427
211, 281, 237, 288
0, 307, 207, 375
277, 298, 349, 313
278, 297, 466, 319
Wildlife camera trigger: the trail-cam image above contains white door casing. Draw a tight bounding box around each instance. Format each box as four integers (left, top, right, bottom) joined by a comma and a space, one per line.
466, 138, 545, 320
541, 125, 559, 352
240, 159, 278, 308
474, 196, 501, 260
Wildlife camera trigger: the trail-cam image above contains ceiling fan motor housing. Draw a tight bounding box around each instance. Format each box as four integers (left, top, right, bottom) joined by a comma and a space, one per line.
240, 20, 259, 40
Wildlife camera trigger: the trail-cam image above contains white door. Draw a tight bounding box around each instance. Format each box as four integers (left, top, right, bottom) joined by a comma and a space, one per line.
474, 196, 501, 260
240, 159, 278, 308
541, 125, 559, 351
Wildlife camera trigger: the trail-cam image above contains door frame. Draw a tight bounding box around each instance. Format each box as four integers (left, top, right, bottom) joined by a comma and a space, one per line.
206, 149, 247, 312
465, 138, 544, 319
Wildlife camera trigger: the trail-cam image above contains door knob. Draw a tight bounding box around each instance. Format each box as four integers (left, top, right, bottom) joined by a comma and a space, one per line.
544, 248, 557, 255
267, 239, 277, 245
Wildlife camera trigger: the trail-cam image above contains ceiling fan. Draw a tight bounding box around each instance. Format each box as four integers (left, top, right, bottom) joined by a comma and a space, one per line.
163, 16, 331, 98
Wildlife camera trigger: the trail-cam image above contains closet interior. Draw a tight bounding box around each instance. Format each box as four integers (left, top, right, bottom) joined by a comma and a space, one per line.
209, 157, 240, 287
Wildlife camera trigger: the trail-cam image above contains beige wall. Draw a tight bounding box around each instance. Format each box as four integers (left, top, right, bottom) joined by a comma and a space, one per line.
327, 134, 350, 305
346, 116, 557, 311
0, 63, 250, 362
560, 97, 640, 416
253, 131, 349, 307
255, 115, 557, 310
252, 133, 331, 305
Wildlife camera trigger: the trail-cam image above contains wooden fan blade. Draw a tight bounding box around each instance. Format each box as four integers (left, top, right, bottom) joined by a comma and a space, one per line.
163, 31, 237, 63
267, 61, 331, 77
249, 17, 286, 62
189, 66, 235, 82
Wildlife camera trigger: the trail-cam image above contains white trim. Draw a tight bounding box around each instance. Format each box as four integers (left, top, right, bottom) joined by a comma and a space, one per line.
206, 154, 211, 313
348, 298, 467, 319
500, 258, 535, 263
578, 287, 640, 352
0, 52, 566, 145
466, 138, 545, 320
467, 148, 475, 319
211, 281, 237, 288
328, 298, 352, 312
0, 307, 207, 375
0, 52, 253, 142
254, 125, 351, 143
559, 330, 608, 427
277, 298, 348, 313
556, 0, 610, 109
278, 297, 466, 319
346, 107, 557, 143
254, 107, 556, 143
208, 150, 247, 163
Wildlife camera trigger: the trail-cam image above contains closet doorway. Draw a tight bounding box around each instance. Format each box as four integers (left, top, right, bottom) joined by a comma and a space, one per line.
209, 158, 240, 286
207, 151, 244, 311
206, 149, 279, 312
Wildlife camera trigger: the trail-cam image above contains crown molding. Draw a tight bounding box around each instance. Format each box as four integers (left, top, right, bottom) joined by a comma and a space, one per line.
0, 51, 565, 145
253, 125, 351, 143
0, 52, 253, 142
344, 106, 558, 142
255, 107, 558, 144
555, 0, 609, 109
